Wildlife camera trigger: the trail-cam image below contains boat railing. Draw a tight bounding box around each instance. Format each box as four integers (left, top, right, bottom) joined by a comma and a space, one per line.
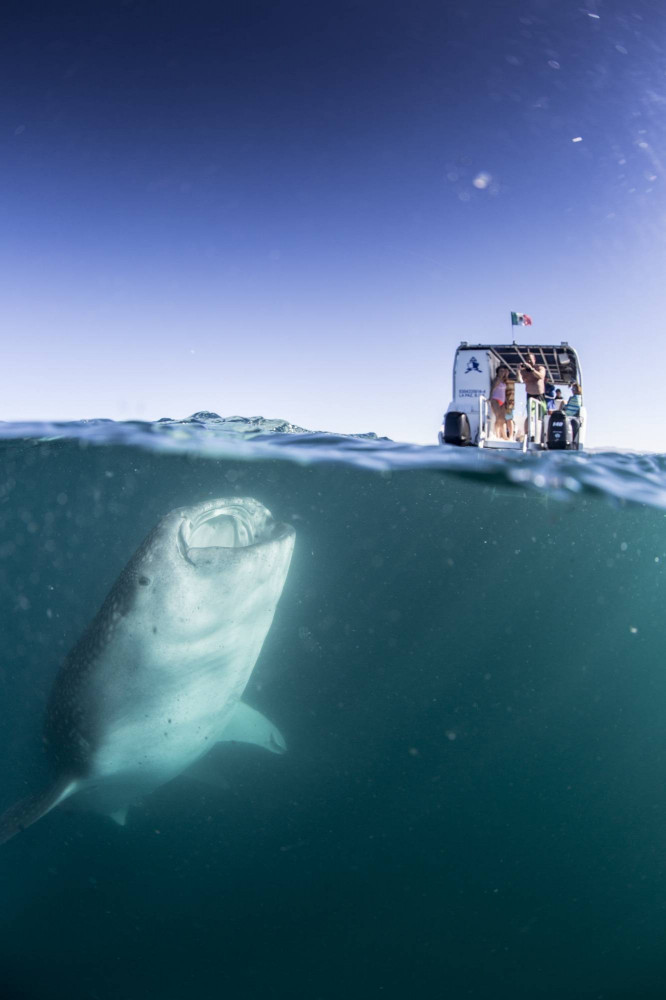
478, 395, 489, 446
526, 397, 544, 449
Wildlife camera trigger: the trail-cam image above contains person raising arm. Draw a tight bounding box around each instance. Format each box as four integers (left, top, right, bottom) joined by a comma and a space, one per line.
519, 353, 547, 401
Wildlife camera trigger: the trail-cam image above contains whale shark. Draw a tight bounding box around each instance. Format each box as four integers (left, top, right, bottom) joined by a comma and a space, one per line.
0, 497, 295, 845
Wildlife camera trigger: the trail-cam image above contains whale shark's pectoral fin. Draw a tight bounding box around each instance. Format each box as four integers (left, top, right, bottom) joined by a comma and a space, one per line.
0, 777, 78, 847
220, 701, 287, 754
109, 807, 129, 827
183, 703, 286, 791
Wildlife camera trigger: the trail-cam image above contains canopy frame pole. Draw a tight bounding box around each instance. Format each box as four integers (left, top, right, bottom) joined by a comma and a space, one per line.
489, 348, 519, 381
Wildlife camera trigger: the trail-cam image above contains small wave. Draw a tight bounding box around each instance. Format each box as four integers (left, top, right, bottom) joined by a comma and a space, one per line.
0, 414, 665, 511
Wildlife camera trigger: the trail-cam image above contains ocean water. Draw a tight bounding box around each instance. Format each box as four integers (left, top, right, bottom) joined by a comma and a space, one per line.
1, 416, 666, 1000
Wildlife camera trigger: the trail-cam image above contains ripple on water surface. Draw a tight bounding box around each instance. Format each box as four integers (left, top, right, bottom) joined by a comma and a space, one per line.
0, 413, 664, 510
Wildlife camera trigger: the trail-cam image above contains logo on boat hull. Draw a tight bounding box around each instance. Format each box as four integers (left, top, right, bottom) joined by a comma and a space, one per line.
465, 357, 482, 374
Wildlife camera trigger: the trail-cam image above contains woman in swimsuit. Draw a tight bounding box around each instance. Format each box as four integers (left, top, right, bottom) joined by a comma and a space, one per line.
489, 365, 509, 439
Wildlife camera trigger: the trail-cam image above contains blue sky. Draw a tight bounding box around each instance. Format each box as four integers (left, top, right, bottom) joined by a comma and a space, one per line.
2, 0, 666, 447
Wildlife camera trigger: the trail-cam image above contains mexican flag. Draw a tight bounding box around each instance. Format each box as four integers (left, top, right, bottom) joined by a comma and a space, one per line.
511, 312, 532, 326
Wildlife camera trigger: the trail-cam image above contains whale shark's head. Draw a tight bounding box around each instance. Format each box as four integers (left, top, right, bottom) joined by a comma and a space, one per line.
122, 497, 295, 646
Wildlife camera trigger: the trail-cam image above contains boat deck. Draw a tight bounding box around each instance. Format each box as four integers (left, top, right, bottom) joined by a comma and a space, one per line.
481, 439, 525, 450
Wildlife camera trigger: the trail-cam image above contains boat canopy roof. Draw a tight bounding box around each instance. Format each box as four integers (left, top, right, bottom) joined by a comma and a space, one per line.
457, 342, 581, 386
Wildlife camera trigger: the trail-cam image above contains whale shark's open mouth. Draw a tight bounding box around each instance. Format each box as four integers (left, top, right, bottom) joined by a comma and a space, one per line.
178, 499, 277, 558
190, 506, 258, 548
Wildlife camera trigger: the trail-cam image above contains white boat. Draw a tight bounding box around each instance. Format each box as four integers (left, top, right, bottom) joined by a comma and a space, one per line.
438, 341, 586, 451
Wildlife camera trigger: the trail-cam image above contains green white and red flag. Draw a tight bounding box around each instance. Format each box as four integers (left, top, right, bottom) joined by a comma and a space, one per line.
511, 312, 532, 326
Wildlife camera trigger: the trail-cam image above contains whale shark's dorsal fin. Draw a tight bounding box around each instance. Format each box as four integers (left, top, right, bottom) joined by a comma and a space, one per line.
220, 701, 287, 754
0, 778, 78, 847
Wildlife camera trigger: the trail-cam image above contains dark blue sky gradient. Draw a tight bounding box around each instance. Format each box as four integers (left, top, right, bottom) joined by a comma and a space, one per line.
2, 0, 666, 443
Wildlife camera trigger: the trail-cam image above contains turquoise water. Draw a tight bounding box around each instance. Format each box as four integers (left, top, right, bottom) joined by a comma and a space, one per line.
1, 417, 666, 999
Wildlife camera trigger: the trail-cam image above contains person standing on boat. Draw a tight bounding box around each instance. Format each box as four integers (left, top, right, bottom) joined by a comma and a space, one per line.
519, 353, 546, 402
489, 365, 509, 438
518, 353, 547, 441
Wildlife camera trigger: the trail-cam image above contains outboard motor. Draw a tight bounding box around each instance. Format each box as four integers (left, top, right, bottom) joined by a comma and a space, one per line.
443, 410, 472, 446
546, 410, 573, 450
